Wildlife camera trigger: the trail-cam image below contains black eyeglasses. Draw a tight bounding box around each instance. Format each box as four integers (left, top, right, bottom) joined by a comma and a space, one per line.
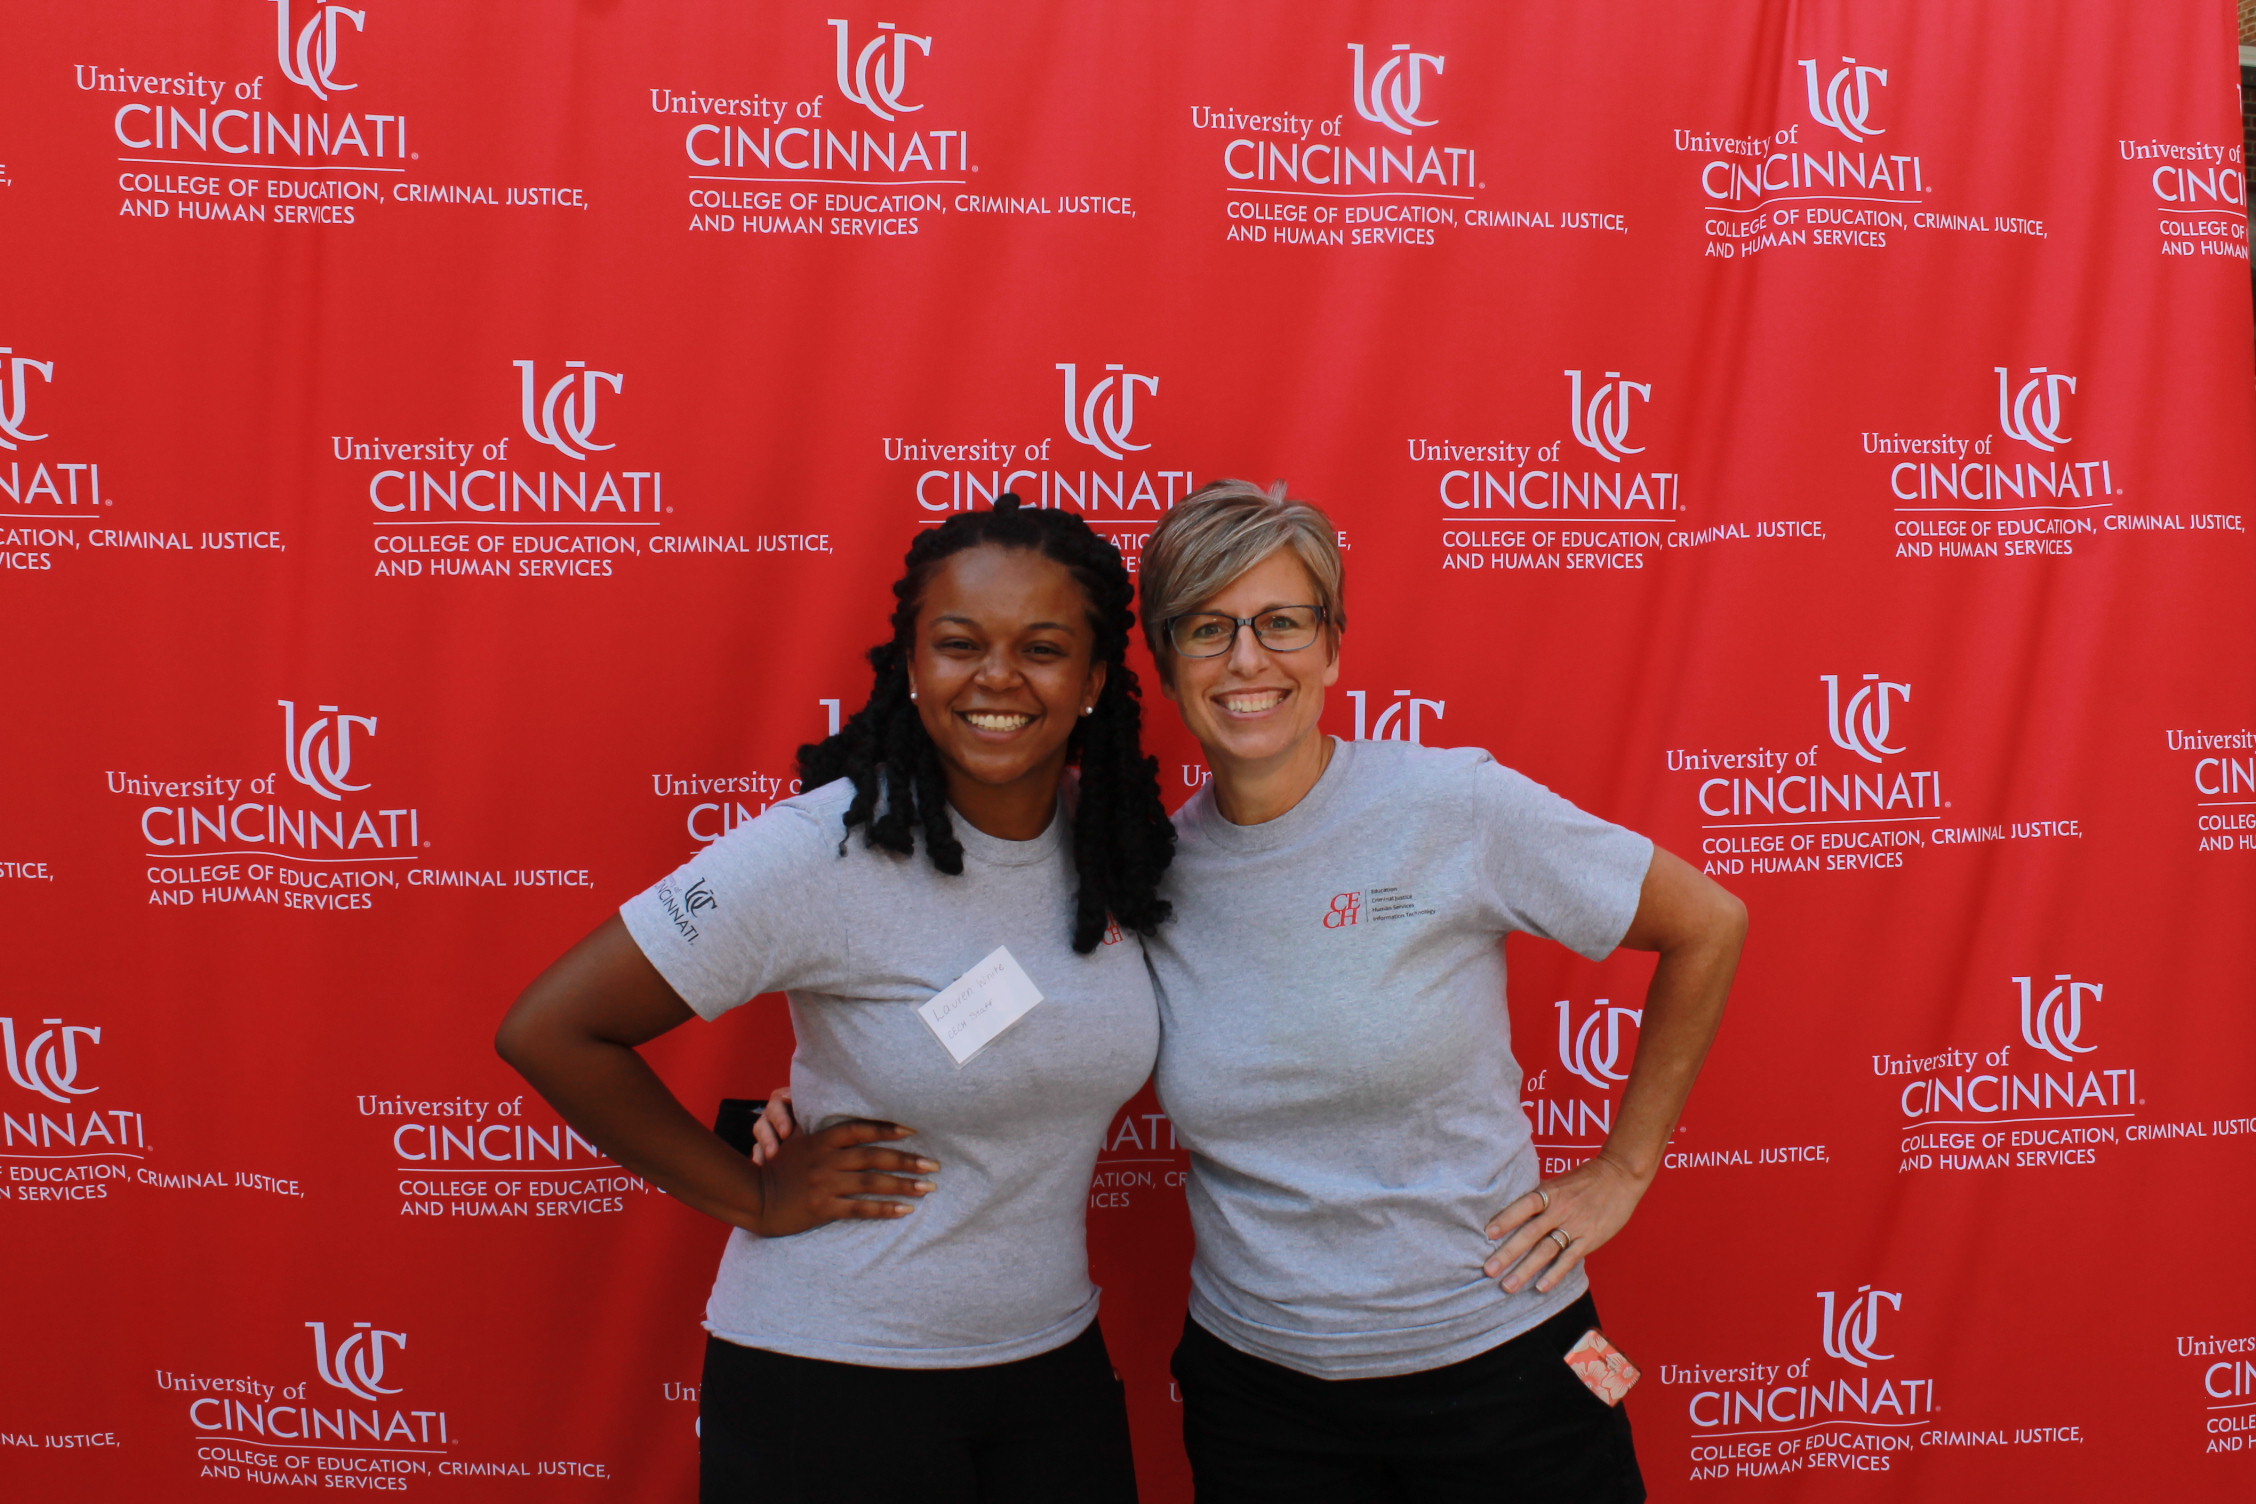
1163, 604, 1327, 659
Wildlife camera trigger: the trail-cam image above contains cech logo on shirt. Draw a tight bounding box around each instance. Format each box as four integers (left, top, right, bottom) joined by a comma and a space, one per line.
1322, 891, 1362, 928
1101, 916, 1125, 945
655, 876, 716, 943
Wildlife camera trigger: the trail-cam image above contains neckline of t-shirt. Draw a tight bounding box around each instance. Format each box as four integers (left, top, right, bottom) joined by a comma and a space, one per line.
947, 799, 1067, 867
1191, 736, 1355, 853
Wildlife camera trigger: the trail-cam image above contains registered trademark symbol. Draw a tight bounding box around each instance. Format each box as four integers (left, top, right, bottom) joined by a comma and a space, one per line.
412, 153, 419, 160
423, 841, 431, 848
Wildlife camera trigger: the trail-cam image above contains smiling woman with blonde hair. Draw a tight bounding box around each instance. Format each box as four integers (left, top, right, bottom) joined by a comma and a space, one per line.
1139, 478, 1746, 1503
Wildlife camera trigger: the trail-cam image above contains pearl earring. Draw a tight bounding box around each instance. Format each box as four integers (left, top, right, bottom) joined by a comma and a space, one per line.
1081, 706, 1094, 716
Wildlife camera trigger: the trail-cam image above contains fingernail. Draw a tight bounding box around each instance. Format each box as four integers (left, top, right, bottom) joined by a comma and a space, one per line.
913, 1180, 937, 1192
915, 1158, 940, 1172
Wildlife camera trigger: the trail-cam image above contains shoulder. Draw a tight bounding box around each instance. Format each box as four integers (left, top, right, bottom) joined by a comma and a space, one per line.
1170, 780, 1219, 838
1350, 742, 1596, 828
1348, 739, 1509, 794
782, 774, 858, 825
698, 776, 858, 869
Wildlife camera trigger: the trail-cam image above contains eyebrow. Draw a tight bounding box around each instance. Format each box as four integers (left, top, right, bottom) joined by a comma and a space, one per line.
931, 614, 1080, 633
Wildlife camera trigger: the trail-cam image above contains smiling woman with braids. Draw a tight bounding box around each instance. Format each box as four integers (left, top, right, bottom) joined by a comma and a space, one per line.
496, 497, 1171, 1504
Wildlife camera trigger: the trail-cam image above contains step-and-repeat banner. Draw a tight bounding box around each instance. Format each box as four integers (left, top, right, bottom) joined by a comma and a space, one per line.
5, 1, 2254, 1498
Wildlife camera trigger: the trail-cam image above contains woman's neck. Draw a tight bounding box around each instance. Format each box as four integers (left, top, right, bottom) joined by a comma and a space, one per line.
942, 753, 1066, 842
1209, 732, 1334, 827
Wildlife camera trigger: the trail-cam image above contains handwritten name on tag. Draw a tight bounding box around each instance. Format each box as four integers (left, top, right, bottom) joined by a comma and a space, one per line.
917, 946, 1045, 1066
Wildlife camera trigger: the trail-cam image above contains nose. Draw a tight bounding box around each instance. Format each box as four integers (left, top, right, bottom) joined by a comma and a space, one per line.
974, 646, 1022, 689
1223, 619, 1268, 676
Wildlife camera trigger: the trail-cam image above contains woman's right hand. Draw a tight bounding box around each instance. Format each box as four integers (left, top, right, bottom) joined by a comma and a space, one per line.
748, 1116, 939, 1237
749, 1087, 797, 1165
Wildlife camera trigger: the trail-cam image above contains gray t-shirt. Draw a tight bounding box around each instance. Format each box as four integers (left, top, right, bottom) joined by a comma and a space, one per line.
1147, 739, 1653, 1379
621, 776, 1159, 1368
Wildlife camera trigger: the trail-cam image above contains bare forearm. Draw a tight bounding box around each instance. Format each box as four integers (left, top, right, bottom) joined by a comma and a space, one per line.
1602, 931, 1739, 1182
507, 1033, 766, 1230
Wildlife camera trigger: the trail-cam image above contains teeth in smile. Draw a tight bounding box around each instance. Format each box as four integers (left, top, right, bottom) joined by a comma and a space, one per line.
964, 712, 1035, 731
1220, 691, 1286, 714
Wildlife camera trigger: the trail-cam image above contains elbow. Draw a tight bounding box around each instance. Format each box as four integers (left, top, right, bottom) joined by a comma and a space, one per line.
493, 995, 542, 1073
1705, 885, 1750, 970
1716, 886, 1750, 947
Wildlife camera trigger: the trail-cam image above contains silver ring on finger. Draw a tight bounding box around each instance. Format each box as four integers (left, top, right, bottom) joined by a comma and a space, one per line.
1548, 1227, 1573, 1252
1535, 1188, 1551, 1212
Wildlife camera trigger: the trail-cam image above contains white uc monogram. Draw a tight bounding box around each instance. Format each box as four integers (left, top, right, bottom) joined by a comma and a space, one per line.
272, 0, 364, 102
831, 19, 930, 122
2016, 975, 2098, 1063
517, 360, 623, 462
1348, 44, 1443, 136
1822, 674, 1908, 763
1996, 367, 2075, 453
1800, 57, 1887, 143
0, 348, 54, 450
1347, 690, 1445, 744
280, 699, 377, 802
308, 1322, 405, 1400
1058, 363, 1156, 462
2, 1018, 100, 1104
1556, 999, 1641, 1091
1819, 1287, 1901, 1368
1566, 370, 1648, 464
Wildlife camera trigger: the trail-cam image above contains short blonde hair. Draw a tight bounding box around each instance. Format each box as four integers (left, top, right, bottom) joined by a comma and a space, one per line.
1140, 479, 1345, 673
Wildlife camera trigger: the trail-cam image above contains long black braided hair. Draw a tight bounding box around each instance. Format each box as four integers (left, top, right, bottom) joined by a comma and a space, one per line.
797, 496, 1174, 953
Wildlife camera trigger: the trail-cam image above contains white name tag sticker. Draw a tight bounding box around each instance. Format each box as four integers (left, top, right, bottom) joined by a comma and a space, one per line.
917, 945, 1045, 1067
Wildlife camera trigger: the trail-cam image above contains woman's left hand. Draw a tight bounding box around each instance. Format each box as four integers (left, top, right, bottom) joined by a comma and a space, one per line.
1482, 1153, 1650, 1295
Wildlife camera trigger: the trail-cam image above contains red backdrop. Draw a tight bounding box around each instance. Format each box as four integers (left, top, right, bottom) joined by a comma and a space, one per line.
6, 1, 2255, 1498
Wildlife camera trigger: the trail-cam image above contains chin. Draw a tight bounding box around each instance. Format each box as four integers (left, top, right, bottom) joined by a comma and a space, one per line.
1205, 725, 1298, 764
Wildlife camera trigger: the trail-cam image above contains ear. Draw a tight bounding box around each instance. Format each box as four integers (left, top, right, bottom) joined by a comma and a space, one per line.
1083, 658, 1108, 710
1320, 629, 1342, 689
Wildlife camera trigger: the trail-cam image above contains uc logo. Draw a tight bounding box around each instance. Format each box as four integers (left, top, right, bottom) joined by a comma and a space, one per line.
280, 699, 377, 802
1058, 363, 1157, 461
2016, 974, 2098, 1063
0, 348, 54, 450
1821, 674, 1908, 764
308, 1321, 406, 1400
1348, 44, 1443, 136
1555, 999, 1641, 1090
1566, 370, 1649, 464
1818, 1286, 1901, 1368
1323, 892, 1361, 928
272, 0, 364, 102
1800, 57, 1887, 144
2, 1018, 100, 1104
832, 19, 930, 122
517, 360, 623, 462
1347, 690, 1445, 744
1996, 367, 2075, 453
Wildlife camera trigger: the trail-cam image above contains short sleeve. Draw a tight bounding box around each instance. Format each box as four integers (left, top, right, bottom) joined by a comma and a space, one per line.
1467, 755, 1654, 961
619, 792, 851, 1020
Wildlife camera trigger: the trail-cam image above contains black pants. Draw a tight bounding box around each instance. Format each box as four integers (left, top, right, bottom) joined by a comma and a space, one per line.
1171, 1295, 1644, 1504
699, 1321, 1139, 1504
